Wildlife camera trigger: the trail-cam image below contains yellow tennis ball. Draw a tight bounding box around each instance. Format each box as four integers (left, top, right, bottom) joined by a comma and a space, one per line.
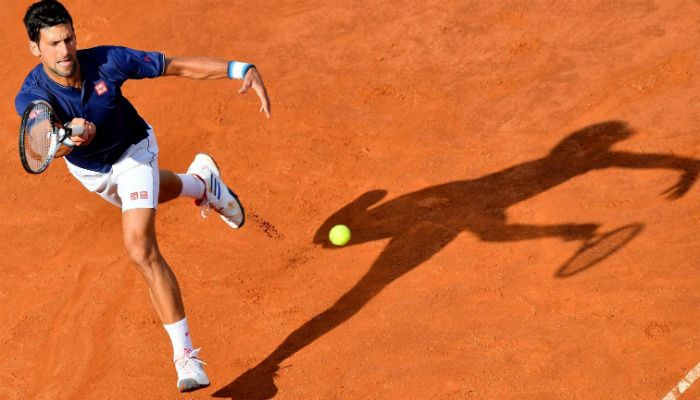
329, 224, 351, 246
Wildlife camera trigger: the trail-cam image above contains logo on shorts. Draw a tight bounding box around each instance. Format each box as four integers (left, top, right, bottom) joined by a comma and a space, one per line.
130, 191, 149, 200
144, 56, 151, 62
94, 81, 108, 96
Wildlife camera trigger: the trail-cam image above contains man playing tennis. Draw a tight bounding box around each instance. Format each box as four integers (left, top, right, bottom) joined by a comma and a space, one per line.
15, 0, 271, 393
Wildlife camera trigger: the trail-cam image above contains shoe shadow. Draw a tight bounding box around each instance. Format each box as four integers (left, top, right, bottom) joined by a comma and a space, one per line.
212, 121, 700, 399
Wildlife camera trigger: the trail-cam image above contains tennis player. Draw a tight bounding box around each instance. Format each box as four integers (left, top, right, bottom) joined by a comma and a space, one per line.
15, 0, 271, 392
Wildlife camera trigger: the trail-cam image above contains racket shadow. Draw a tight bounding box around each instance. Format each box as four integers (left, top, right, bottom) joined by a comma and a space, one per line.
555, 223, 644, 277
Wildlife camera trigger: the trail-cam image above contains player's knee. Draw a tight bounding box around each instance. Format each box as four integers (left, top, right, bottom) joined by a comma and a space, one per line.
123, 232, 159, 270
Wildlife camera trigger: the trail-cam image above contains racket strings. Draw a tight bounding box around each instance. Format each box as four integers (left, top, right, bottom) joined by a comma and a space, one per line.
23, 104, 56, 171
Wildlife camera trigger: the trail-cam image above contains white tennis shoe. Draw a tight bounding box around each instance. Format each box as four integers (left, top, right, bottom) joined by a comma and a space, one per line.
186, 153, 245, 229
174, 348, 210, 392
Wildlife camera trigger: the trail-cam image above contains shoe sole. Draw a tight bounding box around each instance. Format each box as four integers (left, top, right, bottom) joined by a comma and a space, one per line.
221, 187, 245, 229
178, 378, 210, 392
195, 153, 245, 229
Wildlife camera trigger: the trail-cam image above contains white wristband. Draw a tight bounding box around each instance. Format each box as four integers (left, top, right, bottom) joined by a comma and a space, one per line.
227, 61, 254, 80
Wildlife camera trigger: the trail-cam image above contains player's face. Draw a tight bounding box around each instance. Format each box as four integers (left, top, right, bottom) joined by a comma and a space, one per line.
35, 24, 78, 79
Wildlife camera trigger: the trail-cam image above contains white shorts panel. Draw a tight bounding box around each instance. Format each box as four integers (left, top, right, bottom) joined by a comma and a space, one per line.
65, 128, 160, 212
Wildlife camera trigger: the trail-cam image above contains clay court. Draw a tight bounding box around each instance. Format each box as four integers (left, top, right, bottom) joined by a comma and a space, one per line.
1, 0, 699, 399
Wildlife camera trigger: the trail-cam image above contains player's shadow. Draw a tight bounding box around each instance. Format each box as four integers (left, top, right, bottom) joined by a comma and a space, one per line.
213, 121, 699, 399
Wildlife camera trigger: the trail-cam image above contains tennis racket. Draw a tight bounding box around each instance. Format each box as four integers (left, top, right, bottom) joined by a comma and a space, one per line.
19, 99, 84, 174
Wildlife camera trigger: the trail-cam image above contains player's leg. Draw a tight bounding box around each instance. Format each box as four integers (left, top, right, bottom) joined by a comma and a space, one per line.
115, 132, 209, 392
121, 207, 185, 323
111, 131, 189, 325
120, 206, 209, 392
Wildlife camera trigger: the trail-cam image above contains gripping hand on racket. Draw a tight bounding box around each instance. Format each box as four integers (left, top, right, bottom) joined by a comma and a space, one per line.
55, 118, 96, 157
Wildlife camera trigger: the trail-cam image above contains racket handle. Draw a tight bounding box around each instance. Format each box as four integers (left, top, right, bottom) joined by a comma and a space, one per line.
61, 125, 84, 147
68, 125, 84, 135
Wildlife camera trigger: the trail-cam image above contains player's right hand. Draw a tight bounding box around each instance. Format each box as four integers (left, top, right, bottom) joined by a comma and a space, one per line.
67, 118, 96, 147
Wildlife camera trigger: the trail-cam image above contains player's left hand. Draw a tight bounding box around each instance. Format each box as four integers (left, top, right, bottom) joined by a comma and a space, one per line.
238, 67, 271, 118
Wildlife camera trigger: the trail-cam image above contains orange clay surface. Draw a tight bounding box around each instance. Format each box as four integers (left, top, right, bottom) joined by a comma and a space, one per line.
0, 1, 699, 399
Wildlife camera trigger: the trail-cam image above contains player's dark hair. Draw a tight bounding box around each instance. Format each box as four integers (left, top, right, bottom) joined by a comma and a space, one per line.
23, 0, 73, 43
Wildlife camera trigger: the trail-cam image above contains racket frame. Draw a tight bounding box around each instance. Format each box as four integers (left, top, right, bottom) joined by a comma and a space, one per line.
19, 100, 79, 174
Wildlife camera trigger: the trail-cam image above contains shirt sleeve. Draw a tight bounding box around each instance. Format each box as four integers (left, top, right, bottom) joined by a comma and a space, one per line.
107, 46, 165, 81
15, 85, 50, 117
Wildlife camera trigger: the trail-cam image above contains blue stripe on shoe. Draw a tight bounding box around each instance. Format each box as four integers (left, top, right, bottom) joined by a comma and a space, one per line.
210, 175, 221, 199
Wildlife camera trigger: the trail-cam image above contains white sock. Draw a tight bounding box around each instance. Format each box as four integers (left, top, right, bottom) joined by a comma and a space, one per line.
163, 317, 194, 360
177, 174, 205, 200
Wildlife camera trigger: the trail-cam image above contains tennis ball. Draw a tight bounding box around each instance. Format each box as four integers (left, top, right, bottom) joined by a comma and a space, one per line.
329, 224, 351, 246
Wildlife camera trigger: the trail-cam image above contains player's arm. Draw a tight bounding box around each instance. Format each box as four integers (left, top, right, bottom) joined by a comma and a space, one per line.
163, 57, 271, 118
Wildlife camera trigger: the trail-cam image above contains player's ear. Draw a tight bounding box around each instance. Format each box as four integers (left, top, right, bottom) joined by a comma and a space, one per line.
29, 41, 41, 57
